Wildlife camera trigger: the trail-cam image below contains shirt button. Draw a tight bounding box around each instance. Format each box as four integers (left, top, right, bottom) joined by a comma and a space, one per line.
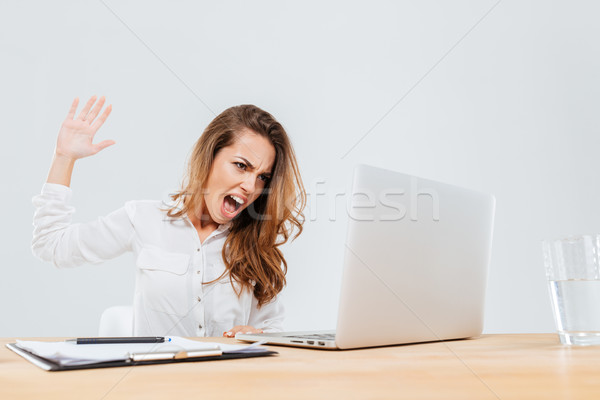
196, 270, 201, 274
196, 248, 200, 252
197, 296, 202, 302
198, 324, 203, 330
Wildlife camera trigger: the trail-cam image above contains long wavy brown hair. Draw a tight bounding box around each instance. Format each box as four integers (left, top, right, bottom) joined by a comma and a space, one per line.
166, 105, 305, 306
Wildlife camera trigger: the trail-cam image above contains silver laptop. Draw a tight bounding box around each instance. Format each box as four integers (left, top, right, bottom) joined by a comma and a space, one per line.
237, 164, 496, 350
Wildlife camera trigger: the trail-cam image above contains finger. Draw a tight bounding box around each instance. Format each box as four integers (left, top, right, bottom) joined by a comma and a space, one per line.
91, 104, 112, 131
226, 326, 262, 336
92, 140, 116, 155
85, 96, 106, 123
224, 326, 245, 337
66, 97, 79, 120
76, 95, 97, 120
224, 329, 238, 337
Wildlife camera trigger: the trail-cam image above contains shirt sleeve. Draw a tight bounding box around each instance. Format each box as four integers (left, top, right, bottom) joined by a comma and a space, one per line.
247, 292, 285, 333
31, 183, 136, 268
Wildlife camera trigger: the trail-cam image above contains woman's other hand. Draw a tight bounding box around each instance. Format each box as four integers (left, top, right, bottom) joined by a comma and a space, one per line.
223, 325, 264, 338
56, 95, 114, 160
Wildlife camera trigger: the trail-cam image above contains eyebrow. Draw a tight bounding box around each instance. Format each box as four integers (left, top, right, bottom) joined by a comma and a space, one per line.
236, 156, 272, 176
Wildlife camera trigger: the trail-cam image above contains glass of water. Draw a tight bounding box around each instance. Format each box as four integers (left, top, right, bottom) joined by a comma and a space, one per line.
542, 234, 600, 345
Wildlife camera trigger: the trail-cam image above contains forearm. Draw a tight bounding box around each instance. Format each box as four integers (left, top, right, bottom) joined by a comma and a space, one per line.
32, 183, 135, 267
46, 153, 76, 187
248, 294, 285, 333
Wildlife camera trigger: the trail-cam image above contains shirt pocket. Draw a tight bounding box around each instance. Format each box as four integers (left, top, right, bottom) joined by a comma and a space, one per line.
136, 247, 191, 316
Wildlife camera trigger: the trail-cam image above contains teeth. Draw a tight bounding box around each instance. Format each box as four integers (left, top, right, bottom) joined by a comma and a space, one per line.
229, 195, 245, 205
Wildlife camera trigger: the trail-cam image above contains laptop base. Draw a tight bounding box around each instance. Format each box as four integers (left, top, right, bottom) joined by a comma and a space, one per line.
236, 330, 338, 350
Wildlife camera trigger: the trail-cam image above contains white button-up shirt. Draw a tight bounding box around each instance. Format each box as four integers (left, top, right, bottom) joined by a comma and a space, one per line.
32, 183, 284, 337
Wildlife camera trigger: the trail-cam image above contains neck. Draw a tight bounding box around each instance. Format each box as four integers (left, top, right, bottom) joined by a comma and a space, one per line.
188, 213, 220, 244
183, 197, 216, 228
188, 212, 218, 230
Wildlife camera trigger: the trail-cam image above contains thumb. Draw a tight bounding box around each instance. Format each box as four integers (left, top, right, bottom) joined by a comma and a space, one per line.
92, 140, 116, 154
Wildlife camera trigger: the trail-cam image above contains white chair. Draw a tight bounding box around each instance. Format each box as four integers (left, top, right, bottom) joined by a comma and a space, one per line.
98, 305, 133, 336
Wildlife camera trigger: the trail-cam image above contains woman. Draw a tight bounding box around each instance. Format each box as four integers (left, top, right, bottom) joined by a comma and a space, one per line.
32, 96, 305, 338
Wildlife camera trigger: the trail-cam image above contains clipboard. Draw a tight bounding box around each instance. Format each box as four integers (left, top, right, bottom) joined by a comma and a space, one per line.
6, 342, 278, 372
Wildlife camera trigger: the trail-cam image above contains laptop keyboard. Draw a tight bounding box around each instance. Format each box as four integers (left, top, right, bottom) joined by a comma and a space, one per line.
282, 333, 336, 340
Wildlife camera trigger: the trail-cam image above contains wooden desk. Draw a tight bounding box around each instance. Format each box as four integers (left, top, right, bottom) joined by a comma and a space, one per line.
1, 334, 599, 399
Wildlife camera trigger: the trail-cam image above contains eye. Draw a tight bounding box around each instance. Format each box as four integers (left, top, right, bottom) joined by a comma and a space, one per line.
258, 174, 270, 183
234, 162, 247, 170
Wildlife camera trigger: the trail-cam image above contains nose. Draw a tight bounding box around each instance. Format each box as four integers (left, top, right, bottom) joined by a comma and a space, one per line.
239, 173, 257, 194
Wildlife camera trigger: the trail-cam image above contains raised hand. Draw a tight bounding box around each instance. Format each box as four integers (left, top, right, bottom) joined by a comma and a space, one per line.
55, 96, 114, 160
47, 96, 114, 187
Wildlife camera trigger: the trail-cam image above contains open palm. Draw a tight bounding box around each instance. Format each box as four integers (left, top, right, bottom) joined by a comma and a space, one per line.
56, 96, 114, 160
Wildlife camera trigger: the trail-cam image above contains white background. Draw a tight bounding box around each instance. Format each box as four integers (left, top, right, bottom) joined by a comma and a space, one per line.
1, 0, 599, 336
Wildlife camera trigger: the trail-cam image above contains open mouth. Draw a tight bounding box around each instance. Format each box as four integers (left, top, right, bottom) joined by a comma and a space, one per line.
222, 194, 246, 217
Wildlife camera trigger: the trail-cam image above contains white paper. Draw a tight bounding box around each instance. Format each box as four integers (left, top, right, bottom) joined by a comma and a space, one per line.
15, 337, 267, 366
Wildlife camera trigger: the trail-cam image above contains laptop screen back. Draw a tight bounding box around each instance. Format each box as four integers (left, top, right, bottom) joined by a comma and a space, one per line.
335, 165, 495, 349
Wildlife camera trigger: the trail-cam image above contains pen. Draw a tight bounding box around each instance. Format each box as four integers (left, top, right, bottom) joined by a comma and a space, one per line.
65, 337, 167, 344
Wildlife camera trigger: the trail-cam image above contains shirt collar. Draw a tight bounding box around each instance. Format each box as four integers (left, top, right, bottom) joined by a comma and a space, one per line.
173, 213, 232, 234
162, 203, 232, 233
